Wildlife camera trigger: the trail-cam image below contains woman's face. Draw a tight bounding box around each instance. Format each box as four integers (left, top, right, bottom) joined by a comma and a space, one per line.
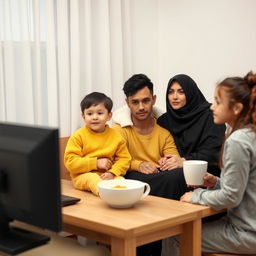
168, 81, 187, 109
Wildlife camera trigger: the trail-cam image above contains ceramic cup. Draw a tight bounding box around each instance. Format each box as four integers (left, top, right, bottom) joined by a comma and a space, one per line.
183, 160, 208, 185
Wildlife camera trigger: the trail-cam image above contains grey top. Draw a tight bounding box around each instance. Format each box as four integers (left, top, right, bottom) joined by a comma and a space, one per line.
192, 127, 256, 232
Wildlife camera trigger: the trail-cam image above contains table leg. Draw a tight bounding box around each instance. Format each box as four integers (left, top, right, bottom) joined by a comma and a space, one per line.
180, 218, 201, 256
111, 237, 136, 256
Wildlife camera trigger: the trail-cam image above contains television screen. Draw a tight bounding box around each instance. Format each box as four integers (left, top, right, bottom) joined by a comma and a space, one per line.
0, 122, 62, 255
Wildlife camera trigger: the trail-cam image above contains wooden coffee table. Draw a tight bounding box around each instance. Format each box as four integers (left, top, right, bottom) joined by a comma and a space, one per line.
61, 179, 223, 256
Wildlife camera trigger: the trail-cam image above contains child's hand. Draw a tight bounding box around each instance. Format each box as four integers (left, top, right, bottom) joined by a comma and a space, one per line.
100, 172, 114, 180
180, 191, 193, 203
203, 173, 217, 188
97, 158, 112, 170
187, 173, 217, 189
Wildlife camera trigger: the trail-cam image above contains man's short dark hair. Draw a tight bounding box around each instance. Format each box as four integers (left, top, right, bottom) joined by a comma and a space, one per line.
123, 74, 154, 97
80, 92, 113, 113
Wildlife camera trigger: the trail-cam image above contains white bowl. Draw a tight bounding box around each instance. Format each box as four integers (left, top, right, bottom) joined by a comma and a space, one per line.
98, 179, 150, 208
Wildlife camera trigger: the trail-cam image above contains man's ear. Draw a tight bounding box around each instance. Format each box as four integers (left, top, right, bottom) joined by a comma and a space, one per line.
152, 95, 156, 105
233, 102, 243, 115
125, 98, 129, 105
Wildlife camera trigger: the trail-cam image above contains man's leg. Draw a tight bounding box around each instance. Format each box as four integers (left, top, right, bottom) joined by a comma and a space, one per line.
125, 168, 188, 200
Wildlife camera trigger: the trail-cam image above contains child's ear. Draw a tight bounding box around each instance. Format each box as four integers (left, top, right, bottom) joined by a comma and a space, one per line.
233, 103, 243, 115
81, 112, 85, 119
108, 112, 112, 120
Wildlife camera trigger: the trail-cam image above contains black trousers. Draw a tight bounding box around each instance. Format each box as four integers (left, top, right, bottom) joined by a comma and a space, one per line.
125, 168, 190, 256
125, 168, 188, 200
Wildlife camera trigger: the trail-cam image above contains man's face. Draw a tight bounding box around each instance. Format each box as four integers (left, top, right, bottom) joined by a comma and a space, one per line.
126, 87, 156, 122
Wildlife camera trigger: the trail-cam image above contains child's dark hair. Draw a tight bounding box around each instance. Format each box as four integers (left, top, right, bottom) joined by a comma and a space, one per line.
217, 71, 256, 133
80, 92, 113, 113
123, 74, 154, 97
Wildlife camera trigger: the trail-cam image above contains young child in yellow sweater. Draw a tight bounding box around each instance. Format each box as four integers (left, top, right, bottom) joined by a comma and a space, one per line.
64, 92, 131, 196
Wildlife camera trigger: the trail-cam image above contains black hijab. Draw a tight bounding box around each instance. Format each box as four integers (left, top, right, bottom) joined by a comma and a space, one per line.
157, 74, 226, 175
163, 74, 210, 135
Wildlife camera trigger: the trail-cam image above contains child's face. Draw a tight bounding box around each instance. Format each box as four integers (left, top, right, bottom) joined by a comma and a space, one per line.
210, 87, 238, 128
82, 103, 112, 133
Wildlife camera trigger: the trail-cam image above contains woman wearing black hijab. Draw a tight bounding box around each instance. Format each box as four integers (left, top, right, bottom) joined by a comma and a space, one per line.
157, 74, 226, 176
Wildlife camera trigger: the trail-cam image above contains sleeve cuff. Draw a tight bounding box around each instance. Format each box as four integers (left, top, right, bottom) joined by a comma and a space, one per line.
86, 157, 97, 171
130, 160, 143, 171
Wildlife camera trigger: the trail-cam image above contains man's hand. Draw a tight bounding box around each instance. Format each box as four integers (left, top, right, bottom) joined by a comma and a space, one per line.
100, 172, 115, 180
139, 162, 159, 174
180, 191, 193, 203
158, 155, 184, 171
97, 158, 112, 170
158, 156, 167, 166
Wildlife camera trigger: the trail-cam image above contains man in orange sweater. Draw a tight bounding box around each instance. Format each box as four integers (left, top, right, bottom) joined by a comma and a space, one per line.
112, 74, 187, 256
112, 74, 186, 199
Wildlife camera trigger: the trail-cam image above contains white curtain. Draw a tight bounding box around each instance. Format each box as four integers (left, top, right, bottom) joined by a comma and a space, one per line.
1, 0, 256, 136
0, 0, 132, 136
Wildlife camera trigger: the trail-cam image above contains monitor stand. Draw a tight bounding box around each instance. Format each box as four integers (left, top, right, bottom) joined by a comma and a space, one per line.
0, 217, 50, 255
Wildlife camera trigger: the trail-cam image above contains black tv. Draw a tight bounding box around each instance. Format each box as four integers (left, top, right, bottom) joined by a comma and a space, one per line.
0, 122, 62, 255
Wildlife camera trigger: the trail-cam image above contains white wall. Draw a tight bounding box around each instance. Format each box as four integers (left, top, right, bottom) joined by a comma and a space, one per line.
126, 0, 256, 111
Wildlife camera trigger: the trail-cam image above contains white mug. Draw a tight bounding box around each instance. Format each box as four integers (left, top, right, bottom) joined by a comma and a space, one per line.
183, 160, 208, 185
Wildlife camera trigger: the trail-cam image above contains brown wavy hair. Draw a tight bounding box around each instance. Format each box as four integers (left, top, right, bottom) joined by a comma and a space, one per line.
245, 71, 256, 129
217, 71, 256, 167
217, 71, 256, 133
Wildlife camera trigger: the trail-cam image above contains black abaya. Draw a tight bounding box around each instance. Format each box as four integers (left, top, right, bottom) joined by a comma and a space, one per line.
157, 74, 226, 176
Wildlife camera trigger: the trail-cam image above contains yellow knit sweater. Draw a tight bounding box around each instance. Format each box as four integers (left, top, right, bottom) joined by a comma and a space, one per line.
112, 122, 179, 171
64, 125, 131, 179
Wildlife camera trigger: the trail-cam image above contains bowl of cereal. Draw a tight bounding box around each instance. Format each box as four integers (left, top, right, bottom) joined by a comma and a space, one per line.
98, 179, 150, 208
